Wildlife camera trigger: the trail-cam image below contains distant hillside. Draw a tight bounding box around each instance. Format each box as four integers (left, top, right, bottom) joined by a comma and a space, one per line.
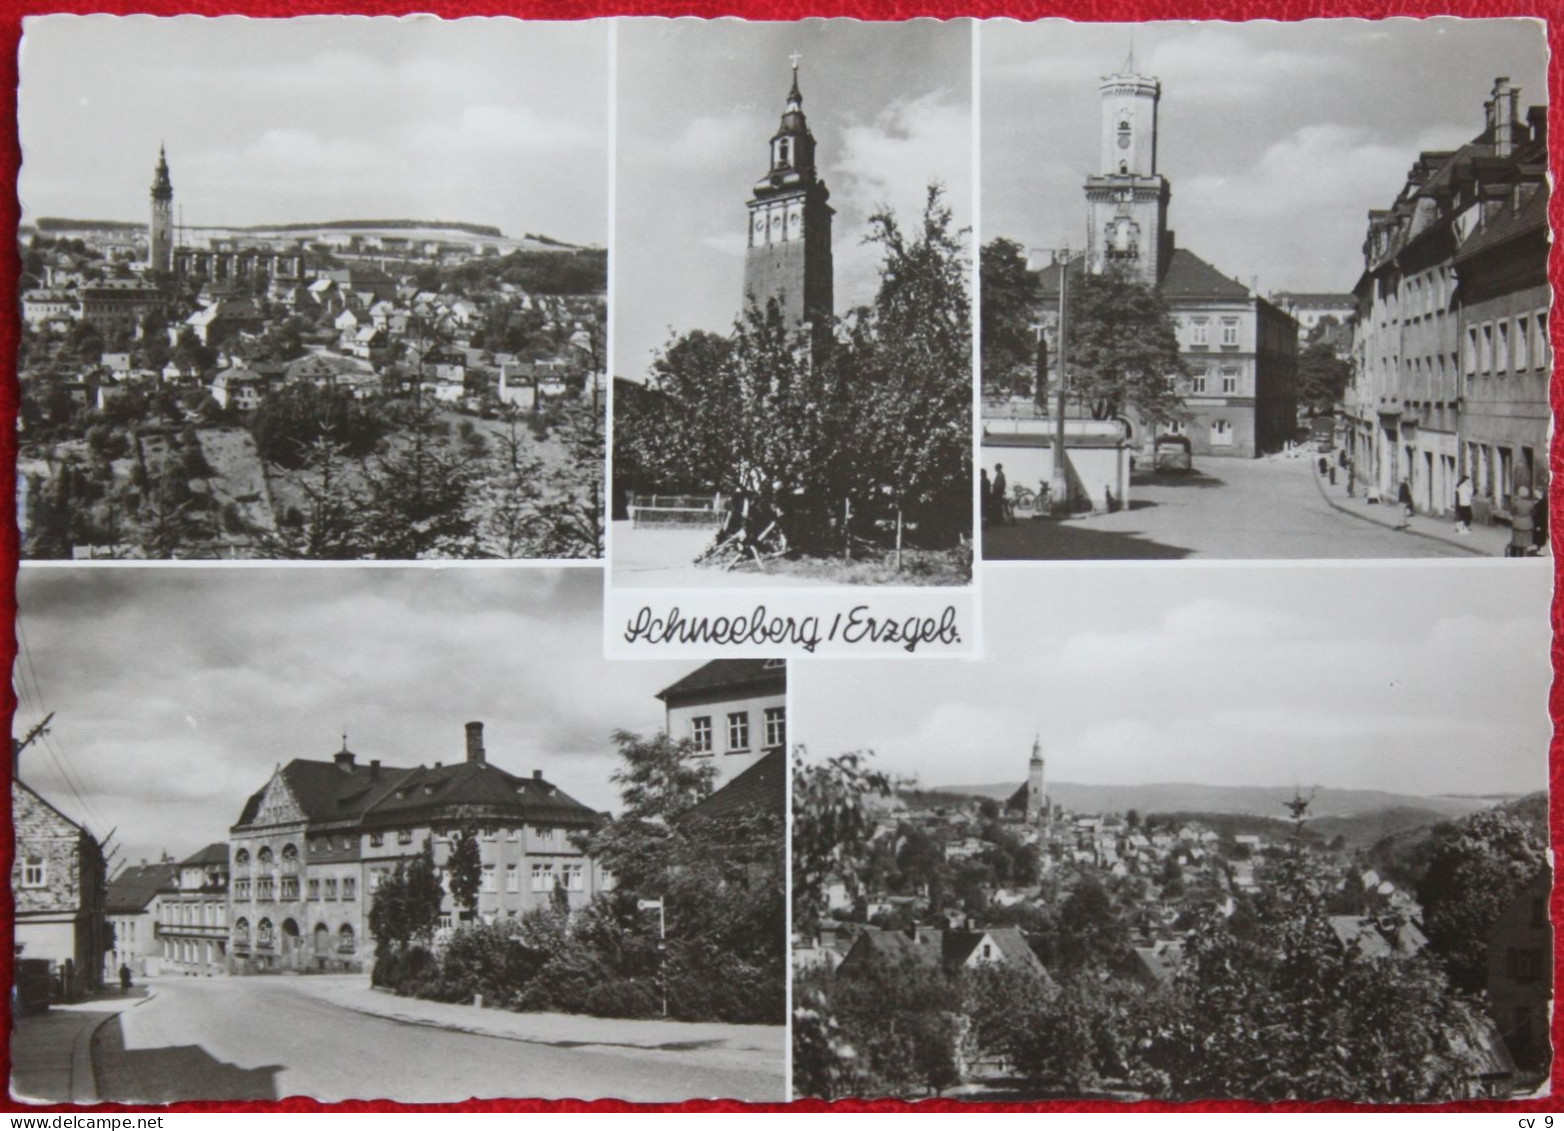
35, 218, 142, 232
932, 781, 1501, 822
1366, 790, 1548, 889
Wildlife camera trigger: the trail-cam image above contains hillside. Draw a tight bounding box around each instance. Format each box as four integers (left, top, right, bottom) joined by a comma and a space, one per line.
930, 781, 1501, 822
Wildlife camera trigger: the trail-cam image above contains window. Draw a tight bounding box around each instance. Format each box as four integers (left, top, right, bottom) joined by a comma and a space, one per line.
1480, 323, 1494, 373
1220, 319, 1239, 347
1516, 315, 1530, 370
1537, 309, 1551, 368
325, 878, 338, 901
535, 827, 556, 847
258, 847, 274, 866
1531, 897, 1546, 929
1190, 319, 1208, 347
506, 827, 521, 842
1220, 367, 1239, 395
281, 844, 299, 872
1497, 320, 1511, 372
531, 864, 555, 892
369, 832, 384, 848
727, 712, 750, 751
1464, 327, 1479, 375
563, 864, 585, 892
257, 877, 275, 901
1506, 947, 1545, 981
280, 876, 299, 901
691, 716, 713, 753
482, 865, 497, 893
397, 829, 413, 845
1210, 420, 1234, 447
343, 877, 356, 901
307, 878, 320, 900
482, 827, 498, 842
234, 917, 250, 942
506, 864, 520, 892
236, 879, 252, 900
234, 848, 250, 869
20, 856, 46, 888
1162, 419, 1185, 437
369, 871, 383, 893
765, 707, 786, 749
1190, 368, 1207, 394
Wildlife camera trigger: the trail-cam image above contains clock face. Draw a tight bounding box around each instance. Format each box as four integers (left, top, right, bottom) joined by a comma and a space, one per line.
753, 216, 765, 233
1118, 132, 1132, 150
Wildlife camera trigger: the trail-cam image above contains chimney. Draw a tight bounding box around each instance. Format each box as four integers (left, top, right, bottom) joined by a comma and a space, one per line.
1491, 77, 1516, 157
532, 769, 542, 780
370, 759, 381, 780
1528, 105, 1547, 148
465, 721, 486, 765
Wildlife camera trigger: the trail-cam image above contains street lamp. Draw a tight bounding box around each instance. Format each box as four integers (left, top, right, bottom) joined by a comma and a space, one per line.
1045, 247, 1072, 515
637, 897, 667, 1017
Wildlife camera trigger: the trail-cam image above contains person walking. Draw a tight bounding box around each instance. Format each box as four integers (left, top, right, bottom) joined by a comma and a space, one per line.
1396, 477, 1414, 529
118, 962, 132, 996
1454, 474, 1474, 534
992, 463, 1008, 525
979, 468, 992, 528
1532, 482, 1550, 555
1510, 486, 1534, 557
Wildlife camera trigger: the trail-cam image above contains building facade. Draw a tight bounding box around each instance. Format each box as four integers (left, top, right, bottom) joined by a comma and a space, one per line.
1486, 869, 1553, 1075
227, 722, 602, 972
159, 843, 232, 976
743, 62, 834, 341
105, 860, 177, 980
12, 771, 108, 999
657, 659, 788, 789
1344, 77, 1549, 523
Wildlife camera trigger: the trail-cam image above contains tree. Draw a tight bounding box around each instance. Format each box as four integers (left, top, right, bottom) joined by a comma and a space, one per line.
792, 749, 903, 937
607, 729, 717, 823
368, 837, 445, 955
1295, 340, 1352, 416
1066, 264, 1188, 425
1416, 806, 1547, 992
254, 438, 366, 560
980, 236, 1040, 398
448, 827, 483, 921
357, 397, 479, 559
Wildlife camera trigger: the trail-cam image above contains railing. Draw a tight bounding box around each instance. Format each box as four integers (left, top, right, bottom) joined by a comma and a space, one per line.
628, 494, 721, 528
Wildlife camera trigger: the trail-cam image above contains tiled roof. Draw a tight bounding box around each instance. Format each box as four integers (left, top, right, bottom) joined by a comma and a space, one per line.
1158, 248, 1251, 301
682, 748, 785, 822
107, 862, 178, 913
656, 659, 786, 702
234, 754, 412, 828
360, 760, 599, 830
1453, 183, 1549, 265
181, 842, 230, 868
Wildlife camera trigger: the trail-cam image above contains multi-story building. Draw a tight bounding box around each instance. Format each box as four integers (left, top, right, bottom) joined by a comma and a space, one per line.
158, 843, 231, 976
1344, 77, 1549, 522
1272, 293, 1357, 350
1029, 54, 1298, 460
104, 859, 178, 979
227, 721, 602, 972
78, 279, 164, 335
1486, 869, 1553, 1075
656, 659, 788, 789
12, 757, 108, 999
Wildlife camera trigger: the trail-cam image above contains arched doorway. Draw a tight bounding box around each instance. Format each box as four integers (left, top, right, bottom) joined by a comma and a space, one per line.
280, 918, 302, 969
313, 923, 332, 970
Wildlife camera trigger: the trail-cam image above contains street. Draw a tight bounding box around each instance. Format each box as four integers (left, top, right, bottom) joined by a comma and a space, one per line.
90, 976, 785, 1104
983, 452, 1485, 561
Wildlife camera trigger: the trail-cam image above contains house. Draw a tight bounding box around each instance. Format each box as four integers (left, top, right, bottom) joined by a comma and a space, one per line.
228, 721, 602, 973
1485, 869, 1553, 1074
656, 659, 787, 789
159, 843, 232, 976
210, 366, 265, 412
681, 746, 785, 824
105, 859, 179, 979
836, 925, 1047, 979
13, 753, 108, 1000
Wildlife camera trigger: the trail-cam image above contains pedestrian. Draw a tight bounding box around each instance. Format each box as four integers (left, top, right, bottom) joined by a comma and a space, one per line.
992, 463, 1008, 525
1397, 477, 1414, 529
1454, 473, 1474, 534
119, 962, 132, 996
1532, 482, 1550, 555
979, 468, 992, 528
1318, 455, 1328, 476
1509, 486, 1534, 557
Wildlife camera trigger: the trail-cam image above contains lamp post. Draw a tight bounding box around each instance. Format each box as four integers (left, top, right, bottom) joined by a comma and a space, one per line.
1050, 247, 1071, 515
637, 897, 667, 1017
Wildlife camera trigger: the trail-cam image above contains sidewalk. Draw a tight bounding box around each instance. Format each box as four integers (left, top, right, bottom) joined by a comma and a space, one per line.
1309, 464, 1514, 557
286, 975, 783, 1077
10, 987, 155, 1104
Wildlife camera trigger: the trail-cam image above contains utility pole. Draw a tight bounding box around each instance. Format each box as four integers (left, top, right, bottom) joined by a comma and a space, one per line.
638, 897, 667, 1017
1051, 248, 1071, 515
13, 711, 54, 777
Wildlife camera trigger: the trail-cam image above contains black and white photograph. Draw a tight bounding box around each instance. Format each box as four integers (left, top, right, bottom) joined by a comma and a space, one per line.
16, 16, 607, 561
611, 18, 975, 588
791, 563, 1553, 1101
9, 568, 785, 1103
979, 18, 1550, 561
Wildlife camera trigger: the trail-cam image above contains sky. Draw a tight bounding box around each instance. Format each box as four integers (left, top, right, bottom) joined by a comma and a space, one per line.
982, 18, 1548, 295
13, 567, 690, 867
17, 15, 609, 246
614, 18, 973, 382
795, 563, 1553, 798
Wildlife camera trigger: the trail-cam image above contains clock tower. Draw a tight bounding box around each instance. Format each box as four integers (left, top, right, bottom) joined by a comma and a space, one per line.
149, 144, 174, 275
1084, 52, 1172, 285
743, 60, 834, 340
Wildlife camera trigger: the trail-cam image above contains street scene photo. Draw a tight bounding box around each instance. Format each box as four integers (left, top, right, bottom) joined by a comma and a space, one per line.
611, 19, 975, 587
16, 17, 607, 560
791, 563, 1552, 1100
980, 19, 1549, 560
10, 569, 784, 1103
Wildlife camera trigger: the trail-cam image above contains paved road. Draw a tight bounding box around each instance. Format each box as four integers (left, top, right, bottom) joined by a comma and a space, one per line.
94, 977, 784, 1104
610, 522, 816, 587
985, 453, 1472, 561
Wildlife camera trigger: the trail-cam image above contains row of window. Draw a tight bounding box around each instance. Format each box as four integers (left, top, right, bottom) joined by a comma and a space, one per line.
1184, 317, 1241, 349
238, 825, 566, 860
690, 707, 786, 755
1160, 419, 1235, 446
234, 875, 357, 902
1463, 310, 1550, 378
162, 901, 224, 927
1187, 365, 1241, 396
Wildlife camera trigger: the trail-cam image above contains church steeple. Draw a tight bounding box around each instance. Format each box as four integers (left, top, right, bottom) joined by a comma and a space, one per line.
148, 144, 174, 274
1026, 734, 1047, 826
1084, 55, 1172, 285
743, 56, 834, 337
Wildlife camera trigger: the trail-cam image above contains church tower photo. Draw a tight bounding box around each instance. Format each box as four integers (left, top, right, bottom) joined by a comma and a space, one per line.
743, 60, 834, 337
1083, 53, 1172, 286
148, 144, 174, 274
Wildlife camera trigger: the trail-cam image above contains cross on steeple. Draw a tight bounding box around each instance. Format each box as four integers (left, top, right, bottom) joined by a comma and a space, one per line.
789, 50, 802, 69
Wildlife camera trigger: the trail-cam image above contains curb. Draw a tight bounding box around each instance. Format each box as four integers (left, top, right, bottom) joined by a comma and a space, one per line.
1308, 467, 1490, 557
78, 988, 157, 1104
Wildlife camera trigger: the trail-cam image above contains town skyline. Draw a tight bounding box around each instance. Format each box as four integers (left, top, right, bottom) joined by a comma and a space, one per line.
17, 16, 609, 246
981, 17, 1547, 295
14, 568, 687, 866
797, 564, 1551, 798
